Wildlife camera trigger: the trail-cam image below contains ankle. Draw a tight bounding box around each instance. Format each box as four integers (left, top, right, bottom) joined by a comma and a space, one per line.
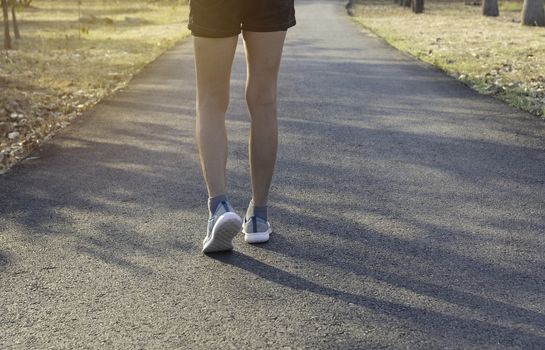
208, 194, 228, 217
246, 199, 268, 221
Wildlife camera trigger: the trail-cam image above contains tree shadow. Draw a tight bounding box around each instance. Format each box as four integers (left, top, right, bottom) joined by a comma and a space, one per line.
211, 251, 545, 347
0, 44, 202, 273
0, 251, 9, 272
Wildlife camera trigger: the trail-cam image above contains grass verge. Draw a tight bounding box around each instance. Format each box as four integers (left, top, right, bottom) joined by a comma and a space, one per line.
352, 1, 545, 119
0, 0, 190, 174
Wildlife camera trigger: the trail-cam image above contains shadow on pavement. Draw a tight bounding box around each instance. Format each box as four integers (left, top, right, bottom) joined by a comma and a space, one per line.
211, 250, 545, 347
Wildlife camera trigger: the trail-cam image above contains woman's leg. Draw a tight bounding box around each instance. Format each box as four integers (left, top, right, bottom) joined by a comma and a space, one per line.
194, 35, 239, 198
242, 30, 287, 207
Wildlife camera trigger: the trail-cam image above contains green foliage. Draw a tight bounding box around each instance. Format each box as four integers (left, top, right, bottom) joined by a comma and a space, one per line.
499, 1, 523, 12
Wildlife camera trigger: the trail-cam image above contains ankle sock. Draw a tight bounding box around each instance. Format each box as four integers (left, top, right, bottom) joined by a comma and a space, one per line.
208, 194, 227, 218
246, 200, 267, 221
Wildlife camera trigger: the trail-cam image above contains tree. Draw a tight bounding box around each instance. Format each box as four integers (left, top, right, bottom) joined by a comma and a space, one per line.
346, 0, 355, 16
403, 0, 411, 7
2, 0, 11, 49
482, 0, 499, 16
522, 0, 545, 26
412, 0, 424, 13
10, 0, 19, 39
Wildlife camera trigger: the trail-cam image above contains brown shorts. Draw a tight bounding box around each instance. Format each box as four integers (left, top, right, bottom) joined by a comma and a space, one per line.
188, 0, 296, 38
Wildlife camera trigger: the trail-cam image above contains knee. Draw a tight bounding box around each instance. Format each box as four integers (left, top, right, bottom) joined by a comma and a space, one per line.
246, 83, 277, 113
198, 87, 230, 116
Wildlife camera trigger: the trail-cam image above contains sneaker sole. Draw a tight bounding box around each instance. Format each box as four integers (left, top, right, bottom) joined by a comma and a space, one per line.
244, 227, 272, 244
202, 212, 242, 254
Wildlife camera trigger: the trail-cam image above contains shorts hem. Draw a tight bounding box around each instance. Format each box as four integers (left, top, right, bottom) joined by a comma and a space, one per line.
188, 22, 241, 38
242, 19, 297, 32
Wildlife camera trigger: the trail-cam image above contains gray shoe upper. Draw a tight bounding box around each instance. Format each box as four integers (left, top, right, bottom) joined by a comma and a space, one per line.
207, 200, 236, 235
243, 216, 270, 234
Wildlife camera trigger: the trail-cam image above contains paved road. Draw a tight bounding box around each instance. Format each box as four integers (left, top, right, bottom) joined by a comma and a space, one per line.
2, 0, 545, 348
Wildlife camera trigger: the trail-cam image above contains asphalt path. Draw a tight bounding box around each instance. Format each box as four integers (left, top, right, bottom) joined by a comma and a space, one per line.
2, 0, 545, 348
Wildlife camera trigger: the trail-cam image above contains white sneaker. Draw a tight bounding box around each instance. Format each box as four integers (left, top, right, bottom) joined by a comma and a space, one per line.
202, 201, 242, 253
242, 216, 272, 244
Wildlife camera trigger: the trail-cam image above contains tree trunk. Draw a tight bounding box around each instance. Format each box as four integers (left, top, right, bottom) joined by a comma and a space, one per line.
412, 0, 424, 13
10, 1, 19, 39
345, 0, 355, 16
2, 0, 11, 50
522, 0, 545, 26
482, 0, 499, 16
403, 0, 411, 7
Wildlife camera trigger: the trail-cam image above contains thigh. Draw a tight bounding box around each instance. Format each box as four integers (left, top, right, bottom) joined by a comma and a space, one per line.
193, 36, 238, 105
188, 0, 242, 38
243, 31, 287, 81
241, 0, 296, 33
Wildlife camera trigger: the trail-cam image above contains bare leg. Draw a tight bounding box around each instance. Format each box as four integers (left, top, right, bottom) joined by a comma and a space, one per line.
243, 31, 287, 206
193, 35, 238, 198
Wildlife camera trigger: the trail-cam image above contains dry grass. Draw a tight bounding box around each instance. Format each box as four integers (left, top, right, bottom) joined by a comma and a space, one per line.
0, 0, 190, 173
352, 0, 545, 119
